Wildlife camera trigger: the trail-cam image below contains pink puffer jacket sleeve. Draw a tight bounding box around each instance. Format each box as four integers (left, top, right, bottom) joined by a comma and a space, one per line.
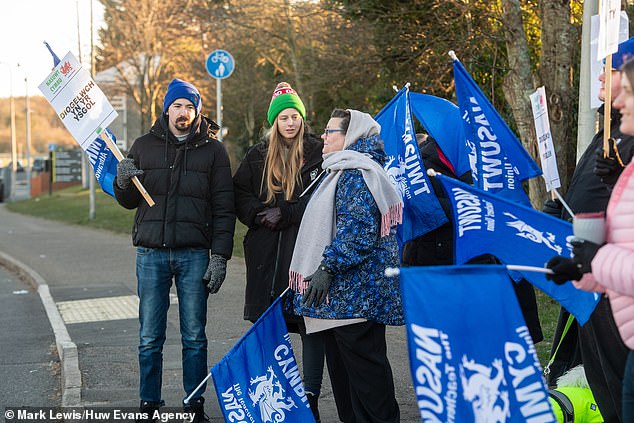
590, 244, 634, 297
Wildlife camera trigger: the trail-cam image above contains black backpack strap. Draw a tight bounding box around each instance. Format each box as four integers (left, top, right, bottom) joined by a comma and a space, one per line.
549, 389, 574, 423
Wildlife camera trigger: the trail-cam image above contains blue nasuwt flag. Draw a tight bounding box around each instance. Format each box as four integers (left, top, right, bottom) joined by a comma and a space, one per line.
400, 265, 556, 422
85, 129, 118, 197
211, 296, 315, 423
453, 58, 541, 206
375, 86, 448, 245
409, 92, 471, 177
436, 174, 600, 324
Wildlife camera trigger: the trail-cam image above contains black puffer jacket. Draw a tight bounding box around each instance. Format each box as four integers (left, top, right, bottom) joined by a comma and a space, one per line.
114, 114, 235, 258
233, 133, 323, 322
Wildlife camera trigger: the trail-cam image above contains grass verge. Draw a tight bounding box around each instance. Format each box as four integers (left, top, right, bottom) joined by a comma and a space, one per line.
6, 185, 248, 258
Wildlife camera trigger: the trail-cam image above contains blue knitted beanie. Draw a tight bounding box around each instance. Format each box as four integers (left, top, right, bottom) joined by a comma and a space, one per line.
611, 37, 634, 70
163, 78, 202, 114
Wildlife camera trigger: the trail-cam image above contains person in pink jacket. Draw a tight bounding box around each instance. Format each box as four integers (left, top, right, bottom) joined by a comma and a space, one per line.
547, 57, 634, 422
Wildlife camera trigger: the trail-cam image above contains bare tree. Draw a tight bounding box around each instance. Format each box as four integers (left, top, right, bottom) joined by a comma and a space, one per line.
98, 0, 197, 131
499, 0, 579, 206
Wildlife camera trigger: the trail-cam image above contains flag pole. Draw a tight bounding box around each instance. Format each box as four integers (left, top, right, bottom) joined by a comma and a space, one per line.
100, 130, 155, 207
506, 264, 554, 275
385, 265, 554, 277
183, 373, 212, 405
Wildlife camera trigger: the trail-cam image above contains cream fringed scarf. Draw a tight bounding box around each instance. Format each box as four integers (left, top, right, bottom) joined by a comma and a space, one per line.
288, 149, 402, 294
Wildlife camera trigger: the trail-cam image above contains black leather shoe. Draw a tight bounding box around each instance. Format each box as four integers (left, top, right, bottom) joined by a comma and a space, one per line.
183, 397, 210, 423
136, 400, 160, 423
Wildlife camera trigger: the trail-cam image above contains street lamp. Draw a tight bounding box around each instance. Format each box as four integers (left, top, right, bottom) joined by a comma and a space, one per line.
25, 76, 31, 199
17, 63, 32, 199
0, 62, 17, 201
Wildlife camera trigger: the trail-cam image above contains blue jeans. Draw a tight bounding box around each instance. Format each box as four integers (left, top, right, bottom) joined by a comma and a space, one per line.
623, 349, 634, 422
136, 247, 209, 403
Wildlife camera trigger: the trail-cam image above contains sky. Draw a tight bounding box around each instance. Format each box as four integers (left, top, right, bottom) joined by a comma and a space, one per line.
0, 0, 105, 99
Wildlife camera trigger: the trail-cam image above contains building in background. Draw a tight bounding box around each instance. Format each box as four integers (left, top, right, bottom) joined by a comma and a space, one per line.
95, 64, 143, 153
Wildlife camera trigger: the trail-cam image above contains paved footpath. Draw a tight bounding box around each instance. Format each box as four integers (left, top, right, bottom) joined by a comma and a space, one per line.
0, 204, 420, 422
0, 264, 61, 410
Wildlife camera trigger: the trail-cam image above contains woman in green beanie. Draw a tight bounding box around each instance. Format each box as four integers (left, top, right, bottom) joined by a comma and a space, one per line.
233, 82, 326, 422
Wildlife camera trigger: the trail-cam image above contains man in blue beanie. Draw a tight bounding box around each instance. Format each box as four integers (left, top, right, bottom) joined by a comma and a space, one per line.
114, 78, 235, 423
544, 37, 634, 422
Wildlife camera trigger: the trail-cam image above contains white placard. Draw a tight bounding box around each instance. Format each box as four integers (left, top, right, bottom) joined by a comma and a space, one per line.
590, 12, 629, 109
597, 0, 622, 60
38, 51, 117, 150
530, 86, 561, 192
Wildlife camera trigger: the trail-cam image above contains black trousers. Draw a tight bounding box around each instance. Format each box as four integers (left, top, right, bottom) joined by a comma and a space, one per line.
323, 321, 400, 423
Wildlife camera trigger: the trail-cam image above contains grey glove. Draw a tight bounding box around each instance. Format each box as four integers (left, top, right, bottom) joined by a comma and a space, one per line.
116, 158, 144, 189
302, 264, 333, 307
203, 254, 227, 294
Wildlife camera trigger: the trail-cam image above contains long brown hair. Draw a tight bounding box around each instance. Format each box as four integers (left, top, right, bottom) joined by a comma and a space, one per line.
261, 118, 305, 204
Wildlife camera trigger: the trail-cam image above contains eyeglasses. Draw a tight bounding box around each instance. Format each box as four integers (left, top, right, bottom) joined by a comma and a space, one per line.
323, 129, 344, 136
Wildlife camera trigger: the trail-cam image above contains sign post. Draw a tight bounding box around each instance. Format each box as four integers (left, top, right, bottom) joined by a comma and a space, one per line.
52, 149, 83, 183
597, 0, 622, 154
205, 49, 235, 142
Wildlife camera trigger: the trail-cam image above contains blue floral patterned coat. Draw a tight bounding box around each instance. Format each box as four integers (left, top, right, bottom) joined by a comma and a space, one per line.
292, 135, 404, 326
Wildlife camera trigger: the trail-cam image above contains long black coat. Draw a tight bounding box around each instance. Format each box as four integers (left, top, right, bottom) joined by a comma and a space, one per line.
233, 134, 323, 322
562, 106, 634, 221
114, 114, 235, 258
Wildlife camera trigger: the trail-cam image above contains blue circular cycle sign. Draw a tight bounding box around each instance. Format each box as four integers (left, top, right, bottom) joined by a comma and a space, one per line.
206, 50, 235, 80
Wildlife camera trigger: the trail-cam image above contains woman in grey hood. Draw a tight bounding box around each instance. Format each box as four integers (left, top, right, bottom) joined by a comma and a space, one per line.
290, 109, 403, 422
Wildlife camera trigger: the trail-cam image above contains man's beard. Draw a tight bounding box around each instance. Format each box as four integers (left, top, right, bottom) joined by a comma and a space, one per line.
175, 118, 192, 132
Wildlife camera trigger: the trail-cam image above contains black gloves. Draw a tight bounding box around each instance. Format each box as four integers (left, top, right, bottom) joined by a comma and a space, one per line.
116, 158, 144, 189
203, 254, 227, 294
571, 239, 602, 274
594, 142, 625, 186
302, 264, 333, 308
546, 256, 583, 284
256, 207, 282, 230
545, 239, 602, 284
542, 199, 563, 218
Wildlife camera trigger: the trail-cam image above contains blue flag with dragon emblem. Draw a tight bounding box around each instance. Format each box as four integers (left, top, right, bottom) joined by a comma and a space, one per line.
400, 265, 556, 422
211, 297, 315, 423
453, 58, 541, 205
375, 86, 448, 245
85, 128, 119, 197
436, 174, 599, 324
